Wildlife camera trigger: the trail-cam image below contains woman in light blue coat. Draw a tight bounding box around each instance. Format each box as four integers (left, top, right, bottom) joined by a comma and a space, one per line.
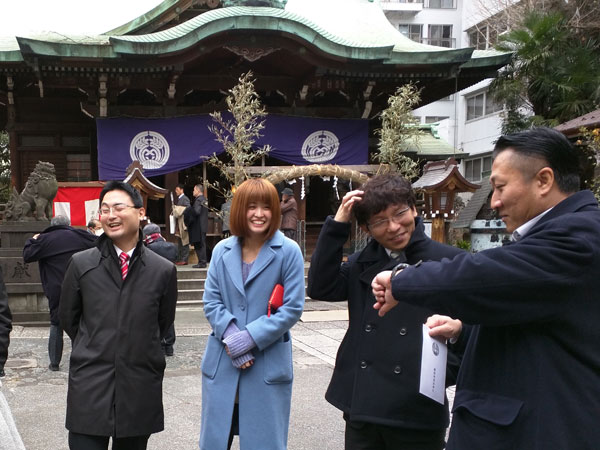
199, 178, 305, 450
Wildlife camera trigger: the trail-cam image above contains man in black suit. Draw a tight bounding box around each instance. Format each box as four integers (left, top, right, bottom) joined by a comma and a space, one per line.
373, 127, 600, 450
186, 183, 209, 268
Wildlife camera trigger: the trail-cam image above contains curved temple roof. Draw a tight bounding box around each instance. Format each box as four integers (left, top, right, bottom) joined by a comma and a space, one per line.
0, 0, 510, 70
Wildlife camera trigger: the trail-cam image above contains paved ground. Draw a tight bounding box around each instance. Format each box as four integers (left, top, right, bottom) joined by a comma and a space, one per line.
2, 303, 350, 450
2, 301, 454, 449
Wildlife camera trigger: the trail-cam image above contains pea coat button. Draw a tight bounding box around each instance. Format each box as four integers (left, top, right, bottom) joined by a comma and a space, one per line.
360, 360, 368, 369
394, 365, 402, 374
240, 305, 246, 311
399, 327, 407, 336
365, 324, 373, 332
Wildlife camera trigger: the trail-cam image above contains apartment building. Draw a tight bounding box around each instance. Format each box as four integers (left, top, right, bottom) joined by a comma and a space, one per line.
381, 0, 507, 185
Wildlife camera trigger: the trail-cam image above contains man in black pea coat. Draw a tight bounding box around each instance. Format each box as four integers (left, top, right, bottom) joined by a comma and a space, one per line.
23, 215, 97, 371
373, 127, 600, 450
186, 183, 209, 268
142, 223, 178, 356
307, 174, 464, 450
0, 267, 11, 378
59, 181, 177, 450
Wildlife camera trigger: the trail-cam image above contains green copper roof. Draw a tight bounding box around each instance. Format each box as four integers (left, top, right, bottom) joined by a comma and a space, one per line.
223, 0, 287, 8
0, 0, 510, 69
405, 124, 468, 159
105, 0, 182, 36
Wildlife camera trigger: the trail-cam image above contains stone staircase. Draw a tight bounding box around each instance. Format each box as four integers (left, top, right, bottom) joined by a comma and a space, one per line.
176, 263, 313, 309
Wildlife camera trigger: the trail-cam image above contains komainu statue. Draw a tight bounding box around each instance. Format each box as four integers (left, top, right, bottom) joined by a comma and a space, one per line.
4, 161, 58, 221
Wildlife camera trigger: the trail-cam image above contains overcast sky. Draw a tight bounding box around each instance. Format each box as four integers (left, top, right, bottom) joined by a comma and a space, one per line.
0, 1, 164, 36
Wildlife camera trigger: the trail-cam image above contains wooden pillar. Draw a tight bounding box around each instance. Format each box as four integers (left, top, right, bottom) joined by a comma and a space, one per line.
431, 216, 446, 243
293, 181, 305, 221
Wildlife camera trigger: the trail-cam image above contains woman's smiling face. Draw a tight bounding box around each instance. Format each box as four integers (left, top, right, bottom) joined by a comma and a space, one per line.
246, 200, 272, 238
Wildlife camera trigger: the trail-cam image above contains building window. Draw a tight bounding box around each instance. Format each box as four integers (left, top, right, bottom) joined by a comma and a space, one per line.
427, 25, 454, 48
399, 24, 423, 42
466, 91, 503, 121
464, 156, 493, 182
425, 0, 455, 8
425, 116, 449, 123
468, 24, 501, 50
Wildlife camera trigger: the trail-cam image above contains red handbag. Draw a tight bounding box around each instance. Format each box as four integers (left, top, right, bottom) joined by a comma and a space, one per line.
267, 284, 284, 317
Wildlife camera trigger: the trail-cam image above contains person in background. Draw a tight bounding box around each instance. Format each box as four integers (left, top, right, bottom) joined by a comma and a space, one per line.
172, 183, 191, 265
60, 181, 177, 450
280, 187, 297, 241
307, 174, 463, 450
220, 197, 232, 239
0, 266, 26, 450
186, 184, 209, 268
199, 178, 305, 450
23, 215, 97, 371
87, 219, 103, 236
372, 127, 600, 450
142, 223, 177, 356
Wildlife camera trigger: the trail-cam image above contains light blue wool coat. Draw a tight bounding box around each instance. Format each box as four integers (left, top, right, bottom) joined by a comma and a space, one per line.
199, 231, 305, 450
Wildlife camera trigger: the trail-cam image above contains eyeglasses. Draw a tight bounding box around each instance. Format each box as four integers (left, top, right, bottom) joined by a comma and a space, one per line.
367, 206, 411, 232
99, 203, 137, 216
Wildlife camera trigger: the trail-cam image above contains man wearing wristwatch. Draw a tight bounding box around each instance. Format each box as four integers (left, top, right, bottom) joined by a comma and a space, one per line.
307, 174, 464, 450
372, 127, 600, 450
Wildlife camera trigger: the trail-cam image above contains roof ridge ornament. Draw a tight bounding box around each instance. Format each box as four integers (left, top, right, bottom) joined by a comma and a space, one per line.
222, 0, 287, 8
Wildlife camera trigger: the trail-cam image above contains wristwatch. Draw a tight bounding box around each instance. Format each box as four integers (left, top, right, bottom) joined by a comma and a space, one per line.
390, 259, 422, 281
390, 262, 410, 281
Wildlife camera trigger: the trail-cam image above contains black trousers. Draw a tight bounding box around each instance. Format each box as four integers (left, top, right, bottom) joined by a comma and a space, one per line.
68, 432, 150, 450
192, 232, 207, 264
344, 420, 445, 450
48, 324, 64, 367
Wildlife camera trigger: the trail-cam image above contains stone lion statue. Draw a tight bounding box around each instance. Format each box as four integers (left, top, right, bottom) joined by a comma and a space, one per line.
4, 161, 58, 221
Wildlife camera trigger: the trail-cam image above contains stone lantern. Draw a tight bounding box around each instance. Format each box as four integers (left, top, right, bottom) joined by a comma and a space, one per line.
413, 158, 480, 243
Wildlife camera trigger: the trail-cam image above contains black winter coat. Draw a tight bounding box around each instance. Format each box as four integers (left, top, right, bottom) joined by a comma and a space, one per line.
307, 216, 463, 430
147, 239, 178, 263
0, 267, 11, 370
389, 190, 600, 450
59, 234, 178, 437
23, 225, 97, 324
187, 194, 208, 244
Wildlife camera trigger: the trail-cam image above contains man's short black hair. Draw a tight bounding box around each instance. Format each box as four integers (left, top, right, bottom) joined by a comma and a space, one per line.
99, 181, 143, 208
493, 127, 580, 193
353, 174, 415, 226
176, 183, 185, 190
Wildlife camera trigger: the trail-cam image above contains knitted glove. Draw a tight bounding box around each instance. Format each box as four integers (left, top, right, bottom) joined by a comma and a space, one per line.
223, 330, 256, 359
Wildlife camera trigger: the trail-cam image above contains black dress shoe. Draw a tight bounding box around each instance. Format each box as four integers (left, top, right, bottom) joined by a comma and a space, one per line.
49, 364, 60, 372
164, 346, 174, 357
0, 368, 5, 377
192, 263, 207, 268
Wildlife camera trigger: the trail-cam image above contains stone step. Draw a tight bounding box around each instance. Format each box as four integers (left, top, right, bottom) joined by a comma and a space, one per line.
177, 278, 205, 290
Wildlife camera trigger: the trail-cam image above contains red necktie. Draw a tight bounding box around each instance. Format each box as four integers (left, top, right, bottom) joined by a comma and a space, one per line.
119, 252, 130, 280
